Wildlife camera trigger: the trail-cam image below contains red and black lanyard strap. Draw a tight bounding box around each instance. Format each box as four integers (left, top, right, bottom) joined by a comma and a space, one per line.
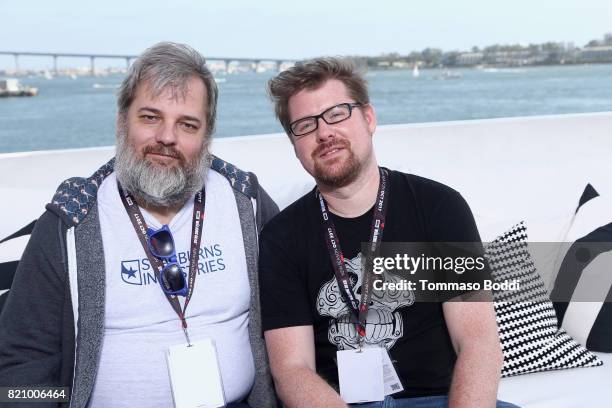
317, 167, 389, 347
118, 182, 205, 331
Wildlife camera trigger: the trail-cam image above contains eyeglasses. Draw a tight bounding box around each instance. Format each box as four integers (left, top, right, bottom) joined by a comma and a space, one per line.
147, 225, 188, 296
289, 102, 364, 138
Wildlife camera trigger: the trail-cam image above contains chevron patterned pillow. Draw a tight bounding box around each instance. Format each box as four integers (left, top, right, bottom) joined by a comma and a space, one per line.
485, 222, 602, 377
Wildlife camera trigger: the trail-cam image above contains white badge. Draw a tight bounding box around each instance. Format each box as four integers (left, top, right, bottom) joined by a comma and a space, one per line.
337, 348, 385, 403
381, 349, 404, 395
166, 339, 226, 408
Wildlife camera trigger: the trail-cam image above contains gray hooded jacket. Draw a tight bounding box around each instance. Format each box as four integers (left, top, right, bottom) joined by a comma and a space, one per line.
0, 156, 279, 408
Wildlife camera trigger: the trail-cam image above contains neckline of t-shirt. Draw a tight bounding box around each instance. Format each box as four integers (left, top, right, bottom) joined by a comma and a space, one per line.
139, 199, 195, 231
329, 205, 375, 223
311, 167, 394, 223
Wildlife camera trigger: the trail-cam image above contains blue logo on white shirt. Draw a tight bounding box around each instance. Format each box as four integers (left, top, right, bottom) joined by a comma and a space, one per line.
118, 245, 226, 288
121, 260, 143, 285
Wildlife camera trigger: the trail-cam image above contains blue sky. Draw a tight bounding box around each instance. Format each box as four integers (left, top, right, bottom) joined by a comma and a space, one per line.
1, 0, 611, 68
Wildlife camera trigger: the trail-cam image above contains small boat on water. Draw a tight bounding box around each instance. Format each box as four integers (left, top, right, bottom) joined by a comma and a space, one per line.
0, 78, 38, 97
435, 69, 462, 80
412, 63, 420, 78
92, 83, 119, 89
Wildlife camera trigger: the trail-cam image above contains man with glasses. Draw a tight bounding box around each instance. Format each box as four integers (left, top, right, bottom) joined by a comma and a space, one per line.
259, 58, 517, 407
0, 43, 278, 408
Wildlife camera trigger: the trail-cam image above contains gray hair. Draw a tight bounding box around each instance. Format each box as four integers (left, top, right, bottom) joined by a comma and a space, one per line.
117, 42, 218, 136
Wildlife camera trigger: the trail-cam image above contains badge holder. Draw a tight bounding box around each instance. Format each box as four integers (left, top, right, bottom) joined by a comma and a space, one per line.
337, 344, 404, 404
337, 347, 384, 403
166, 338, 226, 408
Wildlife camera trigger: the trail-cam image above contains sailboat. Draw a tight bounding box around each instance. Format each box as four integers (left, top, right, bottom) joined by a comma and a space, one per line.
412, 63, 420, 78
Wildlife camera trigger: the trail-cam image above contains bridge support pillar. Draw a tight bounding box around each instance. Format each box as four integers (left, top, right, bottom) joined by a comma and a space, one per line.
90, 56, 95, 76
53, 56, 58, 74
14, 54, 19, 73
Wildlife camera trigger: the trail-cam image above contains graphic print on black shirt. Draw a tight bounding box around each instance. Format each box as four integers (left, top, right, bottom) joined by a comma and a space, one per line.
259, 169, 485, 398
315, 247, 415, 350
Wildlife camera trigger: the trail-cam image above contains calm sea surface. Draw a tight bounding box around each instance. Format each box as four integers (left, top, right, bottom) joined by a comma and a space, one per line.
1, 64, 611, 154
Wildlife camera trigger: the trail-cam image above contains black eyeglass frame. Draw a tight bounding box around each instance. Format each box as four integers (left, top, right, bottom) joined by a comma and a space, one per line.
289, 102, 365, 138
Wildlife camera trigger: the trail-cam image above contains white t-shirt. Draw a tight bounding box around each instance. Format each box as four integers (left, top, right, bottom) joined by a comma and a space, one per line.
90, 171, 255, 407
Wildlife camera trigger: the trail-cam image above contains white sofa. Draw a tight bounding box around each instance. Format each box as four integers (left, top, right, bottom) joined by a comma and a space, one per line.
1, 112, 611, 406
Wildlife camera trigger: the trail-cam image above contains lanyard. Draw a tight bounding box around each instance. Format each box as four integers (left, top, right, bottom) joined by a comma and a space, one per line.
317, 167, 389, 348
118, 182, 205, 343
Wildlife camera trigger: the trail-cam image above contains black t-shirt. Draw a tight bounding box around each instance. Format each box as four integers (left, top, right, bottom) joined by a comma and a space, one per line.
259, 170, 484, 398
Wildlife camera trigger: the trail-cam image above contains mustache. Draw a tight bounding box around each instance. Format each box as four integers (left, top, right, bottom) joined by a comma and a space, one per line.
142, 144, 185, 162
312, 138, 350, 159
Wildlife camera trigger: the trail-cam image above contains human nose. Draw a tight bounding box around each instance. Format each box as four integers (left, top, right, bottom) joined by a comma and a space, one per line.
314, 117, 336, 143
155, 122, 178, 145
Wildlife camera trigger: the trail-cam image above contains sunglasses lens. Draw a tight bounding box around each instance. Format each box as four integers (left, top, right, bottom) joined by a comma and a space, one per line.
150, 229, 174, 257
162, 263, 186, 292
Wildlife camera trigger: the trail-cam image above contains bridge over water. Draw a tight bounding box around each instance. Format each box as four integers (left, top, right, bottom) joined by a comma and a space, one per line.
0, 51, 296, 74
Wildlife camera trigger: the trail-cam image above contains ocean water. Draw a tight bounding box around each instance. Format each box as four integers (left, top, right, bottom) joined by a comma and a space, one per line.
0, 64, 611, 154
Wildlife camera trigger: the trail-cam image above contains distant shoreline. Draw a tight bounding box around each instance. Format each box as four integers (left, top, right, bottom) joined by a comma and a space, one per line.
367, 61, 612, 71
2, 61, 612, 78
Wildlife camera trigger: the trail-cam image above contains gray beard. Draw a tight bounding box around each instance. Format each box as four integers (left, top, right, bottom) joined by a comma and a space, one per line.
114, 130, 209, 208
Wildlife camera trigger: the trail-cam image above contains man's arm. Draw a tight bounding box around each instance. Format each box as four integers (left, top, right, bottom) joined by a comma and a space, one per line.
264, 325, 347, 408
258, 202, 344, 407
443, 295, 503, 408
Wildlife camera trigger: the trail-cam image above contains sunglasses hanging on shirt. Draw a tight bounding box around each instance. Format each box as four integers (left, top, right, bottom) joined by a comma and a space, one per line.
147, 224, 188, 296
118, 182, 205, 343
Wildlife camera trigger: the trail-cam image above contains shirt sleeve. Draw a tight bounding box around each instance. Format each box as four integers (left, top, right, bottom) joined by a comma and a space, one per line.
254, 178, 280, 232
259, 216, 315, 331
427, 191, 492, 301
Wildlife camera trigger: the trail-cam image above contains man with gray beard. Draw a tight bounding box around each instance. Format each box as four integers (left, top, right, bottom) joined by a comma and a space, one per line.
0, 42, 278, 408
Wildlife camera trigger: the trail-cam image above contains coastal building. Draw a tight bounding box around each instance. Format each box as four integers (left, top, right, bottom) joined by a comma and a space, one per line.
391, 61, 410, 69
484, 50, 532, 66
456, 52, 484, 66
580, 46, 612, 63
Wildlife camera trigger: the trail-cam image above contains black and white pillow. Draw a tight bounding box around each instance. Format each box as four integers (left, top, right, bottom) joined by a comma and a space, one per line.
552, 184, 612, 352
485, 222, 602, 377
0, 220, 36, 311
